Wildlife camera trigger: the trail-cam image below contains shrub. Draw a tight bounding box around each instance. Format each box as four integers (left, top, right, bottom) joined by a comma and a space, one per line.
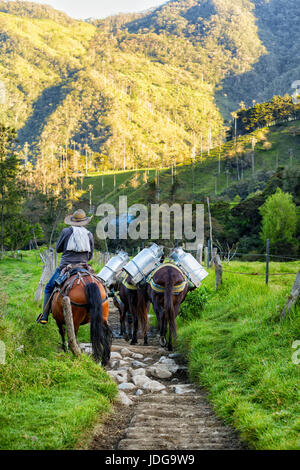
180, 286, 212, 322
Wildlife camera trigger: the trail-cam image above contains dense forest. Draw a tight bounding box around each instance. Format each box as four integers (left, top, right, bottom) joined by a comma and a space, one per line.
228, 96, 300, 138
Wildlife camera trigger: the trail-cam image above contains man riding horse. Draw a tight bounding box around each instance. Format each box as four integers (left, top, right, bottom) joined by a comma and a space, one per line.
36, 209, 94, 325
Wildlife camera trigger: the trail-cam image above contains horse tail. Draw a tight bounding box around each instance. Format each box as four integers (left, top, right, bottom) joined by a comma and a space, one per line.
164, 271, 176, 342
85, 282, 111, 365
137, 287, 149, 339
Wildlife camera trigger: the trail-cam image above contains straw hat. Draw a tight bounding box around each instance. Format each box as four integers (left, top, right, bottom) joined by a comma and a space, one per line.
64, 209, 92, 227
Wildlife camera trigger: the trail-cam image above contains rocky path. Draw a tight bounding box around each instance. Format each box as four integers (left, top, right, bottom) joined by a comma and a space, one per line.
85, 300, 246, 451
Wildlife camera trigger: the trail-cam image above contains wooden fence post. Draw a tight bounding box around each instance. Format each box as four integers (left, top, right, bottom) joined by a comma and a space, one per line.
196, 243, 203, 264
62, 296, 81, 357
281, 271, 300, 319
34, 249, 55, 303
214, 254, 223, 291
205, 246, 209, 269
211, 248, 218, 267
266, 239, 270, 285
207, 239, 211, 269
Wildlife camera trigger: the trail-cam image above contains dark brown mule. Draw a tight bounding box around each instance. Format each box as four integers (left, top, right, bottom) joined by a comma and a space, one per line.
147, 264, 188, 351
51, 274, 112, 365
115, 274, 150, 345
113, 290, 132, 340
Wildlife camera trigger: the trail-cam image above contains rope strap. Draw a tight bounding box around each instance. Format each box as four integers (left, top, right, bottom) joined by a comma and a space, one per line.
148, 277, 187, 295
113, 292, 124, 308
146, 261, 190, 295
122, 273, 138, 291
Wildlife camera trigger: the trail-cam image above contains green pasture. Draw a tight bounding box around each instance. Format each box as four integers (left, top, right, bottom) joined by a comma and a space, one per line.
177, 260, 300, 450
0, 252, 117, 450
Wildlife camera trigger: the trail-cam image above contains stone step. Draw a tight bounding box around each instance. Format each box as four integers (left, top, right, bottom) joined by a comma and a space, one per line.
124, 426, 234, 435
135, 394, 206, 403
131, 401, 212, 410
130, 413, 217, 424
118, 438, 242, 450
131, 411, 216, 424
124, 431, 239, 441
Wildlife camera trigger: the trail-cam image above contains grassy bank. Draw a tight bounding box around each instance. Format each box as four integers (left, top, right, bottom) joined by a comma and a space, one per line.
177, 261, 300, 450
0, 252, 117, 450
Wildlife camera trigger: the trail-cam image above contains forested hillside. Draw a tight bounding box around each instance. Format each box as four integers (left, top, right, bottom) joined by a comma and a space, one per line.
221, 0, 300, 112
81, 119, 300, 256
0, 0, 299, 171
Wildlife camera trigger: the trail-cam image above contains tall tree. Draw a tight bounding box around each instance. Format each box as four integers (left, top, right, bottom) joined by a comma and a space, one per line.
0, 125, 23, 253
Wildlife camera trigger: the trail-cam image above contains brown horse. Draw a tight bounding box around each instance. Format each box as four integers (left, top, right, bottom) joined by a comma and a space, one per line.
114, 274, 150, 346
51, 272, 112, 365
146, 264, 189, 351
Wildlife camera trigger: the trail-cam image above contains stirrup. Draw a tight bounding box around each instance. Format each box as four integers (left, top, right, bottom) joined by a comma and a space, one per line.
36, 313, 48, 325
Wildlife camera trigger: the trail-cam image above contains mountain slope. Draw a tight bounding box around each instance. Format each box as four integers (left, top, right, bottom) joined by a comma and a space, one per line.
219, 0, 300, 113
0, 1, 299, 170
0, 2, 226, 168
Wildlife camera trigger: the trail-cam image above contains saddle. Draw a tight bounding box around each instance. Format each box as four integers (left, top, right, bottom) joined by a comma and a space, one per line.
52, 263, 106, 309
55, 263, 94, 288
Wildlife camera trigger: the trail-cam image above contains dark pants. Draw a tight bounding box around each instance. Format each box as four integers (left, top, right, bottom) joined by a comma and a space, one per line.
44, 268, 61, 300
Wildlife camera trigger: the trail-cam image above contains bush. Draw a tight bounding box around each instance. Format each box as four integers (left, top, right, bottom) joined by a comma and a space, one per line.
180, 286, 212, 322
259, 187, 298, 255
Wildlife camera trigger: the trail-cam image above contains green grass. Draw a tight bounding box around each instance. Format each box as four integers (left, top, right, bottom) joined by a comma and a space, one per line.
177, 261, 300, 450
0, 252, 117, 450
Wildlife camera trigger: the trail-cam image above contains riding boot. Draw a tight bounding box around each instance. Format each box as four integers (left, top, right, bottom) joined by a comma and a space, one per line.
36, 292, 52, 325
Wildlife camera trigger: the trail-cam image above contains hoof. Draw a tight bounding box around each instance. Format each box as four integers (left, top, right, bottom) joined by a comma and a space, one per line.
130, 339, 138, 345
159, 336, 167, 347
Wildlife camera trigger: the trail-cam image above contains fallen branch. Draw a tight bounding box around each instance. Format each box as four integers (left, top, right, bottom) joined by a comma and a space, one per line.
62, 296, 81, 357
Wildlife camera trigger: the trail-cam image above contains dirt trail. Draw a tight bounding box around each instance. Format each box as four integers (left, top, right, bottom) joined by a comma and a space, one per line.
87, 300, 246, 451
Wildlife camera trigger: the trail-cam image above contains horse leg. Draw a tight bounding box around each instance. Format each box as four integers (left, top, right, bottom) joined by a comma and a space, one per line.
167, 301, 180, 352
167, 321, 173, 352
143, 300, 152, 346
126, 310, 133, 341
155, 297, 167, 348
118, 305, 123, 337
130, 313, 138, 345
160, 312, 168, 348
57, 322, 66, 352
142, 299, 150, 346
127, 293, 138, 345
120, 306, 126, 337
121, 298, 131, 341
